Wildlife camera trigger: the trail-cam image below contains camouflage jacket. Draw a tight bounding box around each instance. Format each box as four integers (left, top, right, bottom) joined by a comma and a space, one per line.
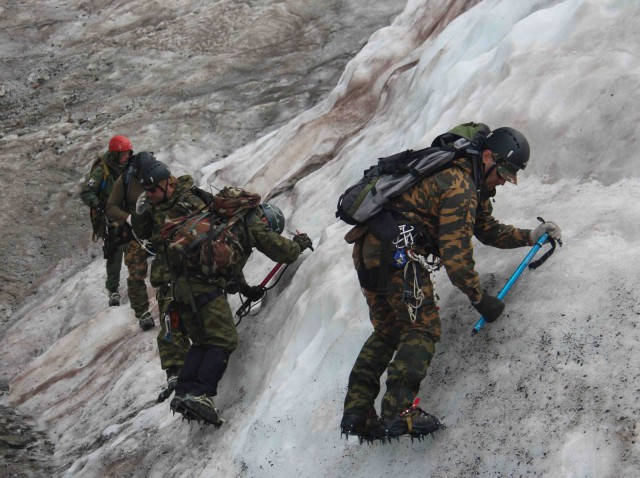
352, 156, 531, 303
106, 162, 146, 226
175, 206, 303, 297
132, 175, 207, 287
79, 152, 123, 210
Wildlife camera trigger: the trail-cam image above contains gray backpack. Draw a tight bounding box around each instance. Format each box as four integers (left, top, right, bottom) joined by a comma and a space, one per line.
335, 139, 488, 226
335, 122, 490, 295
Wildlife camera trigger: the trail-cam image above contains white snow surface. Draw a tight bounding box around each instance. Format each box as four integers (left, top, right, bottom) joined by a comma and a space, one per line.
3, 0, 640, 476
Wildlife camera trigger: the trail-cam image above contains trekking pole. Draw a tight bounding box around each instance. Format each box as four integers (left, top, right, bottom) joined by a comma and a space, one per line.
472, 232, 552, 336
235, 262, 285, 319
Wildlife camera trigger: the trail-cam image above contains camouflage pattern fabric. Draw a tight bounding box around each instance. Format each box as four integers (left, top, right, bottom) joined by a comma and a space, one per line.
124, 239, 150, 318
132, 176, 206, 371
171, 279, 238, 349
132, 176, 208, 288
80, 152, 123, 210
156, 285, 190, 371
81, 151, 131, 293
170, 205, 302, 350
387, 156, 531, 302
343, 266, 438, 419
344, 155, 532, 419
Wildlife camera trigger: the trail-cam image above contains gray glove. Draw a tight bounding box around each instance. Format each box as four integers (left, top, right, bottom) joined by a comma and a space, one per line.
135, 192, 148, 214
530, 221, 562, 243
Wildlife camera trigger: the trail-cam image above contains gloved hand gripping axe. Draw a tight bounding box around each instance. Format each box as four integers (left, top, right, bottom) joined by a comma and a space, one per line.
472, 217, 561, 335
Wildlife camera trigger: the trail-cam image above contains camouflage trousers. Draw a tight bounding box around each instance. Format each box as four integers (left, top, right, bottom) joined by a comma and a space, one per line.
171, 277, 238, 350
156, 285, 190, 373
171, 276, 238, 397
343, 265, 440, 420
124, 240, 150, 318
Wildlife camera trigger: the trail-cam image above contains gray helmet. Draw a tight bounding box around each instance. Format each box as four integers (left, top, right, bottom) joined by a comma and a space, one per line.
260, 203, 285, 234
131, 151, 156, 178
138, 160, 171, 187
484, 127, 530, 171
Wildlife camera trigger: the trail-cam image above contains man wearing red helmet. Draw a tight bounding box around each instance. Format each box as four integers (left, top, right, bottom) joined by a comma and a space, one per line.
81, 135, 146, 315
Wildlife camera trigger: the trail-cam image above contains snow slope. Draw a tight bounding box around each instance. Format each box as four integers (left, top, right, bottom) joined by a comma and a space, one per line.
3, 0, 640, 476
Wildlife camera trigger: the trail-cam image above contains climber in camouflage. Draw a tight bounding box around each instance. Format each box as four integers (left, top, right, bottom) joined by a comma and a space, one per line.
341, 124, 562, 440
167, 205, 309, 426
106, 151, 158, 330
132, 160, 314, 426
130, 161, 205, 398
80, 135, 136, 308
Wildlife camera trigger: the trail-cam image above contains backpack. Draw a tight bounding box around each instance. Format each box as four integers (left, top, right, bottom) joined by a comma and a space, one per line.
336, 122, 491, 296
161, 187, 262, 277
335, 122, 490, 226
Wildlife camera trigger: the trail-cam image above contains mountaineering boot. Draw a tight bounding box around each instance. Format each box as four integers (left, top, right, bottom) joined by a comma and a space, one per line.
169, 395, 196, 421
108, 290, 121, 307
138, 310, 155, 331
157, 367, 180, 403
180, 394, 224, 426
340, 409, 387, 441
385, 398, 445, 439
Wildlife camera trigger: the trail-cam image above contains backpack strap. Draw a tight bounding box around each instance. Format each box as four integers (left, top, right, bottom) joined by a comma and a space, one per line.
365, 211, 400, 298
122, 162, 134, 207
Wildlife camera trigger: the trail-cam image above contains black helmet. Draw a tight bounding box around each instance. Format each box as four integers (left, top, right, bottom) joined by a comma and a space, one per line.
138, 160, 171, 187
131, 151, 156, 178
260, 203, 285, 234
484, 127, 530, 171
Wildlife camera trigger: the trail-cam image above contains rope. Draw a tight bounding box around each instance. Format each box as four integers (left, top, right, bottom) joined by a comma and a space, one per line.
403, 249, 441, 322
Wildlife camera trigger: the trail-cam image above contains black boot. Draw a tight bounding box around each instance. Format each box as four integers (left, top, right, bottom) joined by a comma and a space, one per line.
386, 400, 445, 439
340, 409, 387, 441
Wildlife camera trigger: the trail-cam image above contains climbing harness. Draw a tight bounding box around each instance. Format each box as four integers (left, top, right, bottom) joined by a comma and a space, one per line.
392, 224, 441, 322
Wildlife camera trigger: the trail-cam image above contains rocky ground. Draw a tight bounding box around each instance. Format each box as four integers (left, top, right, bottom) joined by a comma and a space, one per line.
0, 400, 57, 478
0, 0, 403, 327
0, 0, 404, 474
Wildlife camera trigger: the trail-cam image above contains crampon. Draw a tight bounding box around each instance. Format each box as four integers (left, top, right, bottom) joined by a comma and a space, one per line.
341, 399, 445, 444
340, 412, 387, 444
179, 394, 225, 427
169, 396, 199, 423
384, 398, 446, 442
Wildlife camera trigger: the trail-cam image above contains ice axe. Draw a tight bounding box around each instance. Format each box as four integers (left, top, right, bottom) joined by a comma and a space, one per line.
472, 220, 561, 335
235, 262, 286, 321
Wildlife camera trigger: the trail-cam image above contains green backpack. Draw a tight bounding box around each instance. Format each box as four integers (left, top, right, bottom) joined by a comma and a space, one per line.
160, 187, 262, 277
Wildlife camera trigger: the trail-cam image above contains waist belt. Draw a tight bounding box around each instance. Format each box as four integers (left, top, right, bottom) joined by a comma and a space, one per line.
194, 289, 224, 309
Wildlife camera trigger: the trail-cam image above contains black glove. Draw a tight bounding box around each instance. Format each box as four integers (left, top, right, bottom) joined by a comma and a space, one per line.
472, 292, 504, 323
293, 232, 313, 252
225, 281, 241, 295
241, 285, 265, 302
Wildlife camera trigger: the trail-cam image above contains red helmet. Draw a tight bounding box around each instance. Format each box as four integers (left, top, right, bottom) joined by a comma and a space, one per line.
108, 135, 133, 153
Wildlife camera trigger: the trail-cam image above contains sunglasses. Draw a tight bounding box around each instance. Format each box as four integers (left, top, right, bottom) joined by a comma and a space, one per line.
144, 184, 165, 194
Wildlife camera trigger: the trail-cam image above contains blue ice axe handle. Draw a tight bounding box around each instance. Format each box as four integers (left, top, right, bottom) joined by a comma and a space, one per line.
471, 233, 549, 336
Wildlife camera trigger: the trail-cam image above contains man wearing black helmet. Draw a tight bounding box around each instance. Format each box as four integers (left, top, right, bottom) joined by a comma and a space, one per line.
106, 151, 157, 330
130, 160, 203, 399
132, 163, 313, 425
341, 123, 562, 441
